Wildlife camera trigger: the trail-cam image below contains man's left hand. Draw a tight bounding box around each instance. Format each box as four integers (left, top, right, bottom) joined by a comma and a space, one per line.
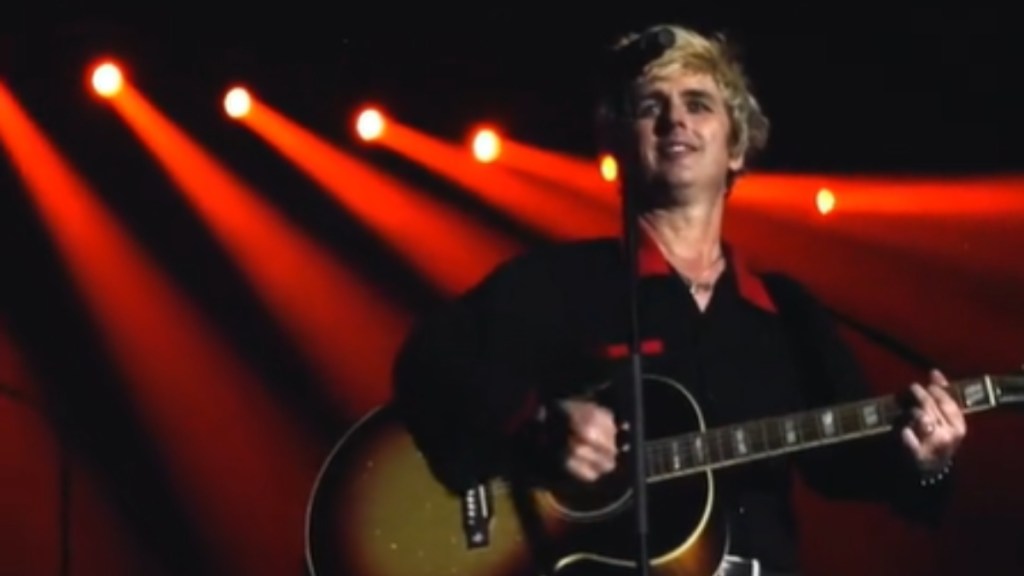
902, 369, 967, 474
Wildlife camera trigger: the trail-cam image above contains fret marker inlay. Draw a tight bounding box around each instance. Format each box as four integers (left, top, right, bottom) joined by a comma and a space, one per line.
862, 405, 879, 426
820, 411, 835, 435
641, 374, 1011, 483
783, 419, 797, 444
733, 429, 748, 455
965, 383, 985, 407
693, 437, 705, 463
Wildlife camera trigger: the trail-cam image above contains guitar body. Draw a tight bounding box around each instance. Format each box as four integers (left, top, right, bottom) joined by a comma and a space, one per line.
306, 374, 730, 576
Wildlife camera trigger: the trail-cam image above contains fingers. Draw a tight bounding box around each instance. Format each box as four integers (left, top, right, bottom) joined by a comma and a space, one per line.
909, 370, 967, 433
560, 400, 618, 482
907, 406, 933, 439
928, 370, 966, 433
901, 425, 922, 454
902, 369, 967, 472
566, 441, 616, 481
567, 402, 618, 456
909, 383, 939, 429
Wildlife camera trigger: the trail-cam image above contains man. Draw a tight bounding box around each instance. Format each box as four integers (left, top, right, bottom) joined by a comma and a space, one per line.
392, 23, 966, 575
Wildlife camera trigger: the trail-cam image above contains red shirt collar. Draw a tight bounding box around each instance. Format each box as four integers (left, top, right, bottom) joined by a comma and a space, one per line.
628, 224, 777, 314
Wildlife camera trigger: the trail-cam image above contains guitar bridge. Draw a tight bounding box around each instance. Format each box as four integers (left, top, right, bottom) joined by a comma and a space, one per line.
461, 483, 492, 549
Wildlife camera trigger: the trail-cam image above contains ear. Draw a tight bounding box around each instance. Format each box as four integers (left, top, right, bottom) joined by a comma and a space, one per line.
728, 146, 745, 172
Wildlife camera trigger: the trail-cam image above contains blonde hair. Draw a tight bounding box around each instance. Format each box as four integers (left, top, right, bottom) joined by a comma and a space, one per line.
598, 24, 770, 164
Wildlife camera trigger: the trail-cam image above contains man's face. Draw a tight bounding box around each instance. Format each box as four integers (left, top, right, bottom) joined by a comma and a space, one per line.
624, 69, 743, 199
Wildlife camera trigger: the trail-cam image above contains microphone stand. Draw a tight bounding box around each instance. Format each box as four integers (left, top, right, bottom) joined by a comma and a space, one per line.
621, 182, 649, 576
604, 26, 675, 575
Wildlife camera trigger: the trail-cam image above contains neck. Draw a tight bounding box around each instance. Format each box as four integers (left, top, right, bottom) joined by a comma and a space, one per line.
638, 193, 725, 267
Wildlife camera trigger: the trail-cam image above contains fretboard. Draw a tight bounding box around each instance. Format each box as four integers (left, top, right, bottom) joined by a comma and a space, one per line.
644, 376, 998, 481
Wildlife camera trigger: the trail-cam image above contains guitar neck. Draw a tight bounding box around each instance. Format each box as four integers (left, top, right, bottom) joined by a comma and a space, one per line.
646, 375, 1003, 480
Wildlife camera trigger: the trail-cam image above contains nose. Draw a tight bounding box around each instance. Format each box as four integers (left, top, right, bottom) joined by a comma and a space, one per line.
655, 98, 687, 134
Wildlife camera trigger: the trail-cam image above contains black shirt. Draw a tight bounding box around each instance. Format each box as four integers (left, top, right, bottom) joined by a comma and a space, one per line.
392, 234, 952, 572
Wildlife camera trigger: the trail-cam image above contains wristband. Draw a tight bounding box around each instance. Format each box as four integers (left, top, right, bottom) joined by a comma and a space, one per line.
920, 460, 952, 486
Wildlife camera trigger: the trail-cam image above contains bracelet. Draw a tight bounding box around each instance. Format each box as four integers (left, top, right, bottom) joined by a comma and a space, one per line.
920, 460, 953, 486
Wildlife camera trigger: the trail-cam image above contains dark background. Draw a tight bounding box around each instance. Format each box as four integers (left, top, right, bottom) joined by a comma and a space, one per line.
1, 3, 1021, 575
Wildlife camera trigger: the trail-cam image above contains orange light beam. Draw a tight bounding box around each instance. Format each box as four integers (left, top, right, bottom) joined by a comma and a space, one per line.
724, 206, 1024, 370
830, 175, 1024, 216
498, 138, 617, 206
729, 172, 1024, 285
0, 82, 317, 576
0, 316, 60, 576
241, 99, 522, 296
382, 121, 617, 240
730, 173, 1024, 217
0, 316, 170, 575
106, 84, 411, 417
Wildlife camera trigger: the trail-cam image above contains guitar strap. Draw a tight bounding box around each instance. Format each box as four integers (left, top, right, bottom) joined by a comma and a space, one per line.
756, 272, 840, 403
755, 273, 813, 336
758, 270, 935, 376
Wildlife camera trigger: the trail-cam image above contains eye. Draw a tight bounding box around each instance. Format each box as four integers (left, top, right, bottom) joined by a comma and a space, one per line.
635, 99, 660, 117
685, 99, 711, 113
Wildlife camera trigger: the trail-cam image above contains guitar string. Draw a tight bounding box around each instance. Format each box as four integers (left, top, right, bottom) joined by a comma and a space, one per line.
482, 404, 900, 496
642, 379, 982, 471
642, 403, 901, 473
646, 395, 898, 449
481, 379, 987, 494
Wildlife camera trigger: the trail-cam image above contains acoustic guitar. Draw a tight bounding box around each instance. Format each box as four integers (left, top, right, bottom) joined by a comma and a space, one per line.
305, 371, 1022, 576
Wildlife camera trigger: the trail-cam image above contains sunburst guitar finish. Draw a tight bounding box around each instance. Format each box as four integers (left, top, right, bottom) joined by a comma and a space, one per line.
305, 371, 1021, 576
306, 375, 726, 576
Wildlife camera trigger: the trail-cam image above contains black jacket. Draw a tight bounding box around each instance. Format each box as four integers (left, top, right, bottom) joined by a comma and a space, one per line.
392, 236, 952, 571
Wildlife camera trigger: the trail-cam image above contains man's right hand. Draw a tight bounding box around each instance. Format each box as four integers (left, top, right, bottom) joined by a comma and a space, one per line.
557, 399, 619, 482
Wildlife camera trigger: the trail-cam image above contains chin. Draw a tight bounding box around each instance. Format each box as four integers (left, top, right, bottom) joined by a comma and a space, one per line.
664, 169, 727, 193
661, 173, 699, 193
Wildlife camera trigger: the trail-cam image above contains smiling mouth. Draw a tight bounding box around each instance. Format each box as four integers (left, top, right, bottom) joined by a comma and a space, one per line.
657, 142, 696, 158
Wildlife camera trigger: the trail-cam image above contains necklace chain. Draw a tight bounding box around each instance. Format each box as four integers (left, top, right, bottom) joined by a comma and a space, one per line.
679, 254, 725, 294
685, 280, 715, 294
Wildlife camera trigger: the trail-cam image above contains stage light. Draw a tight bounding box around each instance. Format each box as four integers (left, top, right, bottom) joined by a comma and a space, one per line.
356, 108, 384, 141
472, 128, 500, 163
224, 87, 251, 119
599, 153, 618, 182
91, 61, 123, 98
816, 188, 835, 214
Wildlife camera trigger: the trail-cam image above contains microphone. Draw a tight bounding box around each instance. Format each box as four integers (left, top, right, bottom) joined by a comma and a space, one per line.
606, 26, 677, 81
598, 26, 678, 119
636, 26, 677, 57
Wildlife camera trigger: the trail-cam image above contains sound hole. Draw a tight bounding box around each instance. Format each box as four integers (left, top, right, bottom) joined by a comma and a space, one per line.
542, 375, 710, 532
542, 471, 632, 520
